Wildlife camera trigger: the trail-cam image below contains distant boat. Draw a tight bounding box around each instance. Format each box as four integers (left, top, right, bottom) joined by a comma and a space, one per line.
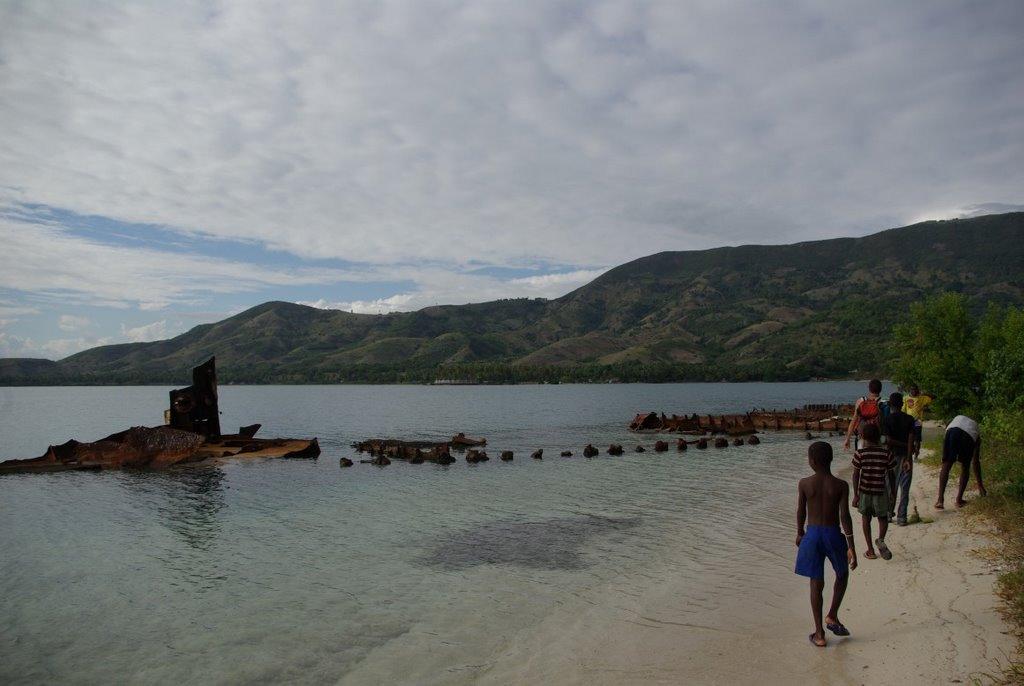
430, 379, 482, 385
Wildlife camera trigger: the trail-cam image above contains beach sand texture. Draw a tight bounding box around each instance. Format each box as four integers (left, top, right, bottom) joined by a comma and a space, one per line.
466, 459, 1015, 685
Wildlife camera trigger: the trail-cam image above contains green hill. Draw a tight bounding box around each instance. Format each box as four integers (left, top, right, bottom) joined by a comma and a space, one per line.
4, 212, 1023, 384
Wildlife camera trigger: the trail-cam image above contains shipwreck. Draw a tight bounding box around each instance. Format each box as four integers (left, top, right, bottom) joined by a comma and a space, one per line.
352, 433, 489, 465
0, 357, 320, 474
629, 404, 853, 435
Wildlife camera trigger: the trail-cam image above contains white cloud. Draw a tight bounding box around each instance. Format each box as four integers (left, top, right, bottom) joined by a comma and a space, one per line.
41, 336, 115, 358
299, 294, 417, 314
0, 303, 40, 320
58, 314, 91, 331
0, 331, 114, 359
509, 269, 606, 291
299, 266, 607, 313
0, 0, 1020, 276
0, 215, 368, 307
120, 320, 169, 343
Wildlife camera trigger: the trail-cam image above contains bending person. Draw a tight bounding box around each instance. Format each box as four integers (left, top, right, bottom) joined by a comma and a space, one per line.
936, 414, 987, 509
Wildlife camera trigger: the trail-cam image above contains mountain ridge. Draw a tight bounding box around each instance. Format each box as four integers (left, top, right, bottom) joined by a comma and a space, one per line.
3, 212, 1022, 385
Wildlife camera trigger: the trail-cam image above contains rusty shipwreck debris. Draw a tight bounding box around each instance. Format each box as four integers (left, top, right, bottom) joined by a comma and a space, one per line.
629, 411, 757, 435
353, 438, 457, 464
466, 449, 489, 463
0, 357, 320, 474
629, 404, 852, 435
450, 433, 487, 448
166, 357, 221, 437
351, 434, 488, 465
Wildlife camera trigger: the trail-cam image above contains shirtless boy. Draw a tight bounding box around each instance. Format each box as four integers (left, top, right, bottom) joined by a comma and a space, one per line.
796, 441, 858, 647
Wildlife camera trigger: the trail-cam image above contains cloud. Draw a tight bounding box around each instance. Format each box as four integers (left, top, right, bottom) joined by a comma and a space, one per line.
58, 314, 91, 331
120, 320, 169, 343
299, 295, 416, 315
298, 266, 607, 314
0, 303, 40, 320
0, 0, 1020, 276
0, 215, 368, 307
509, 269, 606, 291
0, 331, 114, 359
908, 202, 1024, 224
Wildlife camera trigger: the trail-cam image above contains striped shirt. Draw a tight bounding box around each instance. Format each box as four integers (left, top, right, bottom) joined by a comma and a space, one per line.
852, 445, 896, 495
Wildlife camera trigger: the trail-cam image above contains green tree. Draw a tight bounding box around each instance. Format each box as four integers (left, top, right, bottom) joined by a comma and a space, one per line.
980, 308, 1024, 443
892, 293, 979, 419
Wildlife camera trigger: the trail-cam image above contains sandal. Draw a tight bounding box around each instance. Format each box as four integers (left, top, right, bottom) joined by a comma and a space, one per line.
826, 621, 850, 636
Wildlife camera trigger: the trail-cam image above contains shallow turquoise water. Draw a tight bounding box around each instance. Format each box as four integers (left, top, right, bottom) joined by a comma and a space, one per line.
0, 382, 864, 684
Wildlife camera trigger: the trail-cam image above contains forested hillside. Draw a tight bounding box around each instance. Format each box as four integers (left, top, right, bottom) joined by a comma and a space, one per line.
2, 212, 1021, 384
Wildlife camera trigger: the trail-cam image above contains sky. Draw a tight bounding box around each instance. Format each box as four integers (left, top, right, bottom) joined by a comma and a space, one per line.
1, 1, 1022, 359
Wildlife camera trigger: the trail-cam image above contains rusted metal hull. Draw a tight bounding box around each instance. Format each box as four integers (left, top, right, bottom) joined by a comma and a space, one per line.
168, 357, 221, 437
1, 358, 319, 474
449, 433, 487, 447
353, 438, 456, 464
0, 427, 321, 474
630, 404, 852, 434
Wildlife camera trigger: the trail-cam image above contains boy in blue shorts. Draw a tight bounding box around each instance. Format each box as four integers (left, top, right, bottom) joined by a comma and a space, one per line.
796, 441, 858, 647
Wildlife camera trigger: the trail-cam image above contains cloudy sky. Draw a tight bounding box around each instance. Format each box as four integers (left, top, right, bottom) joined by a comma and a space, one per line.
1, 1, 1022, 359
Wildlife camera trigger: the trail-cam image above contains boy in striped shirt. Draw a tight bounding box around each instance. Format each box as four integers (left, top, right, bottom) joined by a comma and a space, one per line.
852, 423, 897, 560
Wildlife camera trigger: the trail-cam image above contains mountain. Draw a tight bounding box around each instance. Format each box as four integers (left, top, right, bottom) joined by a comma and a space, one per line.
4, 212, 1023, 384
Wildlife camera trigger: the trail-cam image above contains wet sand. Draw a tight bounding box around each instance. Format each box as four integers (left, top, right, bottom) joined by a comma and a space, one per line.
475, 453, 1014, 685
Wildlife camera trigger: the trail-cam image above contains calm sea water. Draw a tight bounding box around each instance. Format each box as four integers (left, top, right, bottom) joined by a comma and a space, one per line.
0, 382, 864, 684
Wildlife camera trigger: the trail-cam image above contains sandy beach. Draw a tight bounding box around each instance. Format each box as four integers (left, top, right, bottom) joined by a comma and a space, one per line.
473, 453, 1015, 685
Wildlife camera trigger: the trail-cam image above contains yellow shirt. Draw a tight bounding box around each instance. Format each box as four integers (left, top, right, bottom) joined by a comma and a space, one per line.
903, 394, 932, 421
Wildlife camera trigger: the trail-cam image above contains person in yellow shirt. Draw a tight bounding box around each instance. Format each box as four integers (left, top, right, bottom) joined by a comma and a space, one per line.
902, 385, 932, 459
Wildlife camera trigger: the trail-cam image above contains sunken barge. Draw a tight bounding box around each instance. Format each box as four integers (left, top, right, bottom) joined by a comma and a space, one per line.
0, 358, 320, 474
629, 404, 853, 435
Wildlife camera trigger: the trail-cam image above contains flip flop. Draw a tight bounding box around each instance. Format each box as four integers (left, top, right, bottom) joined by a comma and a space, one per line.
864, 550, 878, 559
875, 538, 892, 560
934, 502, 945, 510
809, 633, 826, 648
826, 621, 850, 637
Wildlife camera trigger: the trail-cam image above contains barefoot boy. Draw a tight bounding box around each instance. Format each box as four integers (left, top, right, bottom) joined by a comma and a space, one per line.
796, 441, 857, 647
852, 423, 896, 560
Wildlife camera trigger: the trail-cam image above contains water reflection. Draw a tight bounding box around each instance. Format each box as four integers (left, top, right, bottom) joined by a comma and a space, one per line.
418, 514, 642, 571
119, 467, 227, 550
118, 467, 229, 592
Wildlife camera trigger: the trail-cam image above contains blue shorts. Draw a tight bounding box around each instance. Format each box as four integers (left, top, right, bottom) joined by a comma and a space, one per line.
795, 525, 849, 580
